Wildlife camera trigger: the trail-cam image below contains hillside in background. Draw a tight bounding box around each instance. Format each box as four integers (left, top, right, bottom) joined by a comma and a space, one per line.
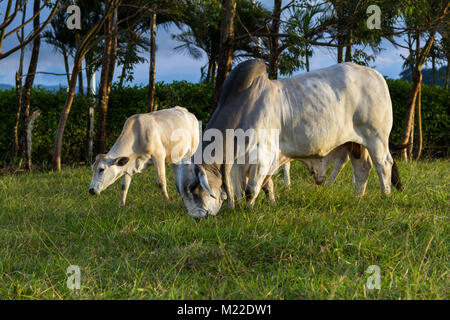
0, 83, 69, 91
399, 65, 448, 87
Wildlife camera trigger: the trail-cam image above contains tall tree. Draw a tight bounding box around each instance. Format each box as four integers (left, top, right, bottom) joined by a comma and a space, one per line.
19, 0, 42, 168
95, 4, 119, 155
268, 0, 282, 79
278, 4, 324, 75
173, 0, 267, 83
42, 11, 77, 87
0, 0, 62, 60
396, 1, 450, 161
53, 0, 125, 170
147, 11, 157, 111
212, 0, 236, 111
95, 0, 157, 154
117, 31, 150, 88
438, 22, 450, 89
11, 4, 27, 162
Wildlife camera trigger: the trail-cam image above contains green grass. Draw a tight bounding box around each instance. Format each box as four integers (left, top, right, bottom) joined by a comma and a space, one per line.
0, 160, 448, 299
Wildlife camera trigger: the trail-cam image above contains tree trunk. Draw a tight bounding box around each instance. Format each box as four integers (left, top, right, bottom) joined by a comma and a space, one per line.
337, 41, 343, 63
19, 0, 41, 161
414, 82, 423, 160
400, 30, 437, 160
87, 71, 95, 164
212, 0, 236, 111
62, 47, 70, 87
26, 108, 41, 170
147, 12, 157, 112
336, 1, 343, 63
12, 4, 27, 163
95, 22, 111, 156
119, 65, 126, 88
445, 59, 449, 89
400, 68, 422, 161
52, 59, 81, 171
268, 0, 282, 80
206, 58, 212, 83
107, 10, 118, 89
211, 58, 217, 83
432, 55, 436, 86
95, 8, 118, 155
306, 54, 310, 72
12, 72, 23, 162
86, 63, 92, 94
87, 104, 95, 164
408, 110, 414, 160
11, 5, 26, 162
345, 28, 353, 62
78, 64, 84, 95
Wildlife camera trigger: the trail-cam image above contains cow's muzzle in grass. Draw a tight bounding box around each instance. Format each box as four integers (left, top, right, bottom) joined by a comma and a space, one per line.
189, 208, 208, 219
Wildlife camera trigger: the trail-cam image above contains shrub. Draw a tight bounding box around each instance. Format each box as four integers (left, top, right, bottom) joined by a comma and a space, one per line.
0, 79, 447, 168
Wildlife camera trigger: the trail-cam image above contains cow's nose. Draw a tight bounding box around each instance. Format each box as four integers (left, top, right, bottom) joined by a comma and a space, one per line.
189, 208, 207, 219
89, 188, 95, 195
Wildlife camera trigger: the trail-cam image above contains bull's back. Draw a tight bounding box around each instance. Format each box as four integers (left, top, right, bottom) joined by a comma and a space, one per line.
141, 107, 199, 160
110, 107, 198, 160
278, 63, 392, 157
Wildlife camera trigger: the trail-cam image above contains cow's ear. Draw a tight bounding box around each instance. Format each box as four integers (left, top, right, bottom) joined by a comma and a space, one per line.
220, 190, 227, 200
114, 157, 129, 166
95, 153, 105, 162
195, 165, 216, 199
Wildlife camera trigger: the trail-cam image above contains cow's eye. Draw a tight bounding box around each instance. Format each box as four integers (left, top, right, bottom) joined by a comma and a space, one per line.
99, 168, 104, 173
189, 181, 199, 192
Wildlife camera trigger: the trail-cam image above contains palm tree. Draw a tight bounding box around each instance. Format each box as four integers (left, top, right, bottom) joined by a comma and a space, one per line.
172, 1, 221, 83
42, 12, 76, 87
172, 0, 268, 83
117, 31, 151, 87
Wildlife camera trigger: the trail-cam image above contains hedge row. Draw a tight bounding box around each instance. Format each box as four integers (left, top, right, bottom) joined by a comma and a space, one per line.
0, 79, 448, 167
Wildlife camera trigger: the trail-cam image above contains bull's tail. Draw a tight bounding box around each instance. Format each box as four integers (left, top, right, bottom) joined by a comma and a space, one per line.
391, 159, 403, 191
389, 140, 412, 151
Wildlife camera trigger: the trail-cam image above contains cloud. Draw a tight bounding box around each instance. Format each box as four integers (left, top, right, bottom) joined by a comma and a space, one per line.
0, 14, 410, 87
131, 28, 207, 85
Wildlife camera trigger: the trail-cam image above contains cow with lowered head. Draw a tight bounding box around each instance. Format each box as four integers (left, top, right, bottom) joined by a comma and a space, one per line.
89, 106, 199, 206
175, 59, 402, 218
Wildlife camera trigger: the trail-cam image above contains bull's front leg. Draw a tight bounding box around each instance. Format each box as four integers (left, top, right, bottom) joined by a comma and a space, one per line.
245, 165, 269, 206
153, 154, 169, 200
262, 176, 276, 203
120, 174, 132, 206
325, 154, 349, 186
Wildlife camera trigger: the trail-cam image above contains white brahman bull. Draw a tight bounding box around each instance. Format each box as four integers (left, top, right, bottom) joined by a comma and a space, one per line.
89, 106, 199, 206
175, 60, 402, 218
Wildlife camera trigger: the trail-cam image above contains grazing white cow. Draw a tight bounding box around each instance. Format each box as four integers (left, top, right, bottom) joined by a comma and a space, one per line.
176, 60, 402, 218
89, 106, 199, 206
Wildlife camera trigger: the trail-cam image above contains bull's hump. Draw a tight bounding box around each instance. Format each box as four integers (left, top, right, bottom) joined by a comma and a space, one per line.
219, 59, 267, 105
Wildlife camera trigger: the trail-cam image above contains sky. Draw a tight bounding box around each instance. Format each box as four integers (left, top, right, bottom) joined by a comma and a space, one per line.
0, 1, 412, 88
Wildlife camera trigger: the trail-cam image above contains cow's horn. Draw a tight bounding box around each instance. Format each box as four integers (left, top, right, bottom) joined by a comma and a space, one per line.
195, 165, 216, 199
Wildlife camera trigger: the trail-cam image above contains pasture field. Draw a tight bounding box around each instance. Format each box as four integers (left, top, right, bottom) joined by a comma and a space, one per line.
0, 160, 448, 299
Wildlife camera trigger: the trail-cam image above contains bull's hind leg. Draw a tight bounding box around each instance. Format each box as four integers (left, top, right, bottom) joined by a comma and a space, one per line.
282, 163, 291, 187
349, 147, 372, 197
366, 139, 393, 196
325, 153, 349, 186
